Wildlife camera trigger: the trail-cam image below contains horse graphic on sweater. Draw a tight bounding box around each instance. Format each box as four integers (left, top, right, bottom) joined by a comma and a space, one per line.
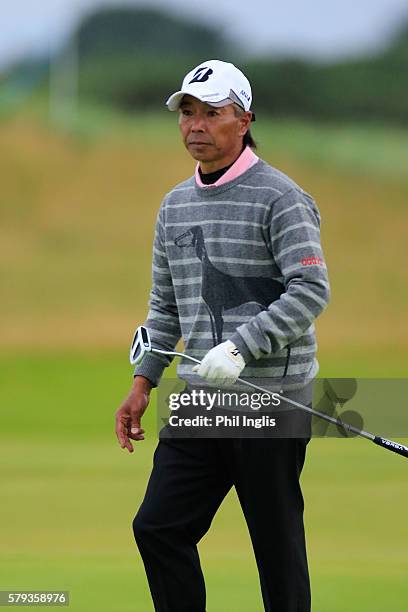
174, 225, 284, 345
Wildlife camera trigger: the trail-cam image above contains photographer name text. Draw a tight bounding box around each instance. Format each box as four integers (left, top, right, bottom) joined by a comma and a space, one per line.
168, 415, 276, 429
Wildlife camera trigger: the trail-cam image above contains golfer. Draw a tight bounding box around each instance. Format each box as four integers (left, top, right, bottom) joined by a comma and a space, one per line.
115, 60, 330, 611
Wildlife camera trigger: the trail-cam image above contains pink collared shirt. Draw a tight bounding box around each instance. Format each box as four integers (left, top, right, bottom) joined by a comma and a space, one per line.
195, 146, 259, 188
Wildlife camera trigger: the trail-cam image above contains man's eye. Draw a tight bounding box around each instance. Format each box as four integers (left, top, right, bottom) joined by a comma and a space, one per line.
208, 110, 219, 117
181, 109, 192, 116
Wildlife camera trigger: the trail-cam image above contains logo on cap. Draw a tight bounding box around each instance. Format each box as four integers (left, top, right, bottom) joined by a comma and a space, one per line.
189, 67, 214, 84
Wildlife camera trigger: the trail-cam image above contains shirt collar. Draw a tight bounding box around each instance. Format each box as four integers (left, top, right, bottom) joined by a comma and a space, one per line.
195, 146, 259, 189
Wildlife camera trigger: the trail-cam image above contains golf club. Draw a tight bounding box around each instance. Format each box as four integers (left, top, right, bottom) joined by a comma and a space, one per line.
130, 325, 408, 459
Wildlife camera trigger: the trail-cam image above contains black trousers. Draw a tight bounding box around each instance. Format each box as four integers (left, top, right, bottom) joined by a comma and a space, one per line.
132, 434, 311, 612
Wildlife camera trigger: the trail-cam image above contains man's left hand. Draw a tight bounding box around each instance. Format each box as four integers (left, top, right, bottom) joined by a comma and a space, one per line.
192, 340, 245, 385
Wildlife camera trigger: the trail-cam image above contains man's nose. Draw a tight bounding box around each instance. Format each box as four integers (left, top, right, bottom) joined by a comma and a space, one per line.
190, 114, 206, 132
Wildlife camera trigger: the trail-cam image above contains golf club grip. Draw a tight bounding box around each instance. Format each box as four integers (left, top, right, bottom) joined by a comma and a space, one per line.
373, 436, 408, 459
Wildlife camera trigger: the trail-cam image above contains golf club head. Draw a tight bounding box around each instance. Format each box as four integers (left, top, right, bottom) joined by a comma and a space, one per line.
130, 326, 151, 365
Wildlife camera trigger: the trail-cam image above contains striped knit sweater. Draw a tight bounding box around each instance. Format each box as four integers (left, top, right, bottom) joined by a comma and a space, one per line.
134, 155, 330, 390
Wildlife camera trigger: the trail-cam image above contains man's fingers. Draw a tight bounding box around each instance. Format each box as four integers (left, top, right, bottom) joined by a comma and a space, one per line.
130, 427, 145, 434
119, 430, 134, 452
115, 426, 134, 452
129, 426, 145, 441
130, 414, 145, 437
115, 413, 135, 452
123, 437, 134, 453
115, 403, 148, 451
115, 421, 129, 446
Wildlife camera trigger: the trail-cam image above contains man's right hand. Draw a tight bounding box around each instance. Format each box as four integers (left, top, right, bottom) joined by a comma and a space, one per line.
115, 376, 152, 453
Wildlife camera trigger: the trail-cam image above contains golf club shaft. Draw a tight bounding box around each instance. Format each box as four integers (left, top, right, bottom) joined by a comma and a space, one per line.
153, 348, 408, 459
154, 348, 372, 437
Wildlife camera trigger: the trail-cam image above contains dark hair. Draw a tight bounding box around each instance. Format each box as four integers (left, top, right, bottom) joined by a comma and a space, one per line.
243, 129, 257, 150
233, 104, 257, 150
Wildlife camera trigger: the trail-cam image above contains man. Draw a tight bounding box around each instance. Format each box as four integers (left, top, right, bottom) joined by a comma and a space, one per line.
115, 59, 330, 611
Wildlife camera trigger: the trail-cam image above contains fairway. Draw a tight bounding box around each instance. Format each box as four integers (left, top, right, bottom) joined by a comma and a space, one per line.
1, 106, 407, 610
1, 107, 408, 357
1, 353, 408, 611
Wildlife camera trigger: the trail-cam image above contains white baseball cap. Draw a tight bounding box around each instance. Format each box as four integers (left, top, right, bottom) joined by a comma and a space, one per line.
166, 59, 253, 113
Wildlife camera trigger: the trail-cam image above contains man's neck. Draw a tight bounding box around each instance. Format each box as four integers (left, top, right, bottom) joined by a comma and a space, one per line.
199, 145, 244, 175
198, 161, 235, 185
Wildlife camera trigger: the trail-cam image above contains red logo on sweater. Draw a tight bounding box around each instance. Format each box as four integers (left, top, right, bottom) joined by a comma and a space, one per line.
301, 256, 324, 266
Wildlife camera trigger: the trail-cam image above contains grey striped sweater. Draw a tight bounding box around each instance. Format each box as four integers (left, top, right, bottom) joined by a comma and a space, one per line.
134, 158, 330, 389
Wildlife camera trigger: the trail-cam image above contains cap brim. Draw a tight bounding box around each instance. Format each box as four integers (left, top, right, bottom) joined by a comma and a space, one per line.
166, 90, 236, 111
166, 90, 255, 120
166, 91, 185, 111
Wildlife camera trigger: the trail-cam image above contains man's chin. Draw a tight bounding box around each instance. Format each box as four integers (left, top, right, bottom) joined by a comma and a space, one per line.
189, 152, 212, 163
191, 154, 208, 163
187, 144, 214, 161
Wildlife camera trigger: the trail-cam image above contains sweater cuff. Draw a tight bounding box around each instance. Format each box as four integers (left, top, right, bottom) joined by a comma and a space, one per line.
133, 353, 167, 388
229, 332, 253, 365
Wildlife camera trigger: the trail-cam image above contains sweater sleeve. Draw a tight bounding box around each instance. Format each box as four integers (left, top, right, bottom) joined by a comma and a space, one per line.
133, 199, 181, 386
230, 187, 330, 363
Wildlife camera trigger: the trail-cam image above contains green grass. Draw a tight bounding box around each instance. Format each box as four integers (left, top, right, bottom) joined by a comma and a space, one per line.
259, 118, 408, 182
6, 96, 408, 182
2, 436, 407, 611
1, 105, 407, 355
1, 353, 407, 611
1, 101, 408, 609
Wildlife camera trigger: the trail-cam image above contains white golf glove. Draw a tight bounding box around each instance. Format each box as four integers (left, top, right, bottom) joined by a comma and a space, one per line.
192, 340, 245, 385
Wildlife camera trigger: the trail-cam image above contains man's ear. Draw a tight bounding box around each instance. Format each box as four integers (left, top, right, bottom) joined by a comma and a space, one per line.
239, 111, 253, 135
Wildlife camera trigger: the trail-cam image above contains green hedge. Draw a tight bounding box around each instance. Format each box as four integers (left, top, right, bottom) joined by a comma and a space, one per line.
76, 53, 408, 124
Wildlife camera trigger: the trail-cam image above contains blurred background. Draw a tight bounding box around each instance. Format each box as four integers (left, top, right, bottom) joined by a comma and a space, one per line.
1, 1, 407, 610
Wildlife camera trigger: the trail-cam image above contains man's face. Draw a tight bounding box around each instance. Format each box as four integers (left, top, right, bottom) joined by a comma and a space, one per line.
178, 95, 251, 167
